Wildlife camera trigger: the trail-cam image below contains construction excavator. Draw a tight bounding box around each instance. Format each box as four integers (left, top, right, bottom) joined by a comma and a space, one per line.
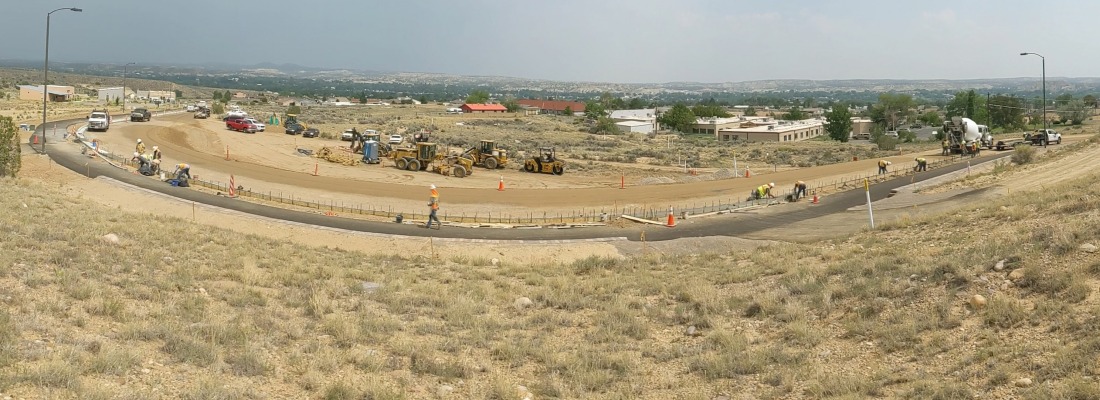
462, 140, 509, 169
390, 142, 473, 178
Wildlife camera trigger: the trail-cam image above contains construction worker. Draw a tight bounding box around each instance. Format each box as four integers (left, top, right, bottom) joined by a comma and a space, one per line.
425, 184, 441, 229
135, 138, 146, 154
915, 157, 927, 172
877, 159, 891, 175
941, 139, 950, 156
793, 181, 808, 200
350, 128, 361, 152
172, 163, 192, 180
151, 145, 162, 161
754, 182, 775, 200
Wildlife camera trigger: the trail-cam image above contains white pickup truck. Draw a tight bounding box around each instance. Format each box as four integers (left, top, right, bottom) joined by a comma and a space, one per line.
1025, 129, 1061, 145
87, 110, 110, 132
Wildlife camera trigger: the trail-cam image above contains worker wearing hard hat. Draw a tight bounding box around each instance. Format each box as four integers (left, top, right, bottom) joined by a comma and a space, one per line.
135, 138, 146, 154
425, 184, 441, 230
915, 157, 928, 172
755, 182, 776, 200
941, 139, 950, 156
172, 163, 192, 180
877, 159, 891, 175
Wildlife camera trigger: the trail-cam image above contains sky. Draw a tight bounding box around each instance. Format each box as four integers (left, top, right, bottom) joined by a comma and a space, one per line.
1, 0, 1095, 83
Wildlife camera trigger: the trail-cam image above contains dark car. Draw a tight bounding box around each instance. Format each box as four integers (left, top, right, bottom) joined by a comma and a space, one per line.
285, 123, 303, 135
301, 127, 320, 138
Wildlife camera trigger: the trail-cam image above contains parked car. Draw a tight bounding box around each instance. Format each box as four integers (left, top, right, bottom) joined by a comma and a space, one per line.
302, 127, 320, 138
388, 134, 404, 144
340, 129, 356, 141
130, 108, 151, 122
285, 123, 304, 135
244, 118, 266, 132
226, 118, 259, 133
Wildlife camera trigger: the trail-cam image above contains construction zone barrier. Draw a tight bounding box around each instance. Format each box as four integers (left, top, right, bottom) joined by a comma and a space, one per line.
666, 206, 676, 227
498, 175, 505, 191
228, 175, 238, 198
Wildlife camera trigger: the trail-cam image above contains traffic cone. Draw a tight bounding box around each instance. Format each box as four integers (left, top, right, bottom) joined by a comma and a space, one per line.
744, 169, 751, 178
498, 175, 505, 191
812, 192, 819, 204
228, 175, 237, 198
666, 206, 676, 227
32, 135, 39, 145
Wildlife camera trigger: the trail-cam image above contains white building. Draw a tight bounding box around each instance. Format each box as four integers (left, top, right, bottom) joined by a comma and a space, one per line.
610, 108, 658, 131
97, 87, 124, 102
614, 120, 654, 134
717, 118, 826, 142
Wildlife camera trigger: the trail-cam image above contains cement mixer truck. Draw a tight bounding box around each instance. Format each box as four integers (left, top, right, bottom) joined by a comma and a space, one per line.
941, 117, 991, 154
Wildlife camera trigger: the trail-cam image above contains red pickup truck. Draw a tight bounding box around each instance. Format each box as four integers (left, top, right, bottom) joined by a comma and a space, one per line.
225, 118, 258, 133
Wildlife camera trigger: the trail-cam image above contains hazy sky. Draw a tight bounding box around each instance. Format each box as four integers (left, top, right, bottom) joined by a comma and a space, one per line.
2, 0, 1093, 83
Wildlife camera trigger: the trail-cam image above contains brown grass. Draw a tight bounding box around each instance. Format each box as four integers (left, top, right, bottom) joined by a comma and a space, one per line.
1, 135, 1100, 398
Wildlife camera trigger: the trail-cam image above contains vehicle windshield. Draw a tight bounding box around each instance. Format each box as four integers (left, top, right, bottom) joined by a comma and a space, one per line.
90, 113, 106, 119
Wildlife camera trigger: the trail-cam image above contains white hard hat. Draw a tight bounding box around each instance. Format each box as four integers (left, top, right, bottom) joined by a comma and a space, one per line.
768, 182, 775, 188
430, 184, 436, 189
137, 139, 142, 143
153, 146, 158, 150
133, 152, 139, 157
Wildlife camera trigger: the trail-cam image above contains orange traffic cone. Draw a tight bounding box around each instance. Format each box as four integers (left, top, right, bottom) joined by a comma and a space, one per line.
666, 206, 676, 227
744, 169, 751, 178
32, 135, 39, 145
228, 175, 237, 198
812, 192, 819, 204
497, 175, 505, 191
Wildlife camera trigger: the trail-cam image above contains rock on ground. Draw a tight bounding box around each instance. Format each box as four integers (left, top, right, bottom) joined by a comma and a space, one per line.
101, 233, 120, 244
513, 297, 533, 310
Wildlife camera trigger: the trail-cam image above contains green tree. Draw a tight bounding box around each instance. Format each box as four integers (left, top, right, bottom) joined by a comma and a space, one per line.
658, 103, 696, 133
988, 95, 1025, 130
212, 102, 225, 114
1058, 99, 1090, 125
562, 106, 573, 116
114, 97, 120, 107
287, 104, 302, 116
418, 95, 428, 105
781, 107, 807, 120
502, 98, 520, 113
944, 90, 987, 122
592, 117, 620, 134
1083, 94, 1097, 108
627, 98, 647, 109
870, 93, 915, 130
174, 89, 183, 99
824, 105, 852, 142
918, 110, 942, 126
584, 100, 606, 119
743, 106, 757, 116
0, 116, 20, 177
465, 90, 489, 104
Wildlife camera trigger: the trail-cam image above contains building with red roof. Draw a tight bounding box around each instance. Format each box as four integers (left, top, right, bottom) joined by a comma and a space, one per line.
517, 99, 586, 116
460, 103, 508, 113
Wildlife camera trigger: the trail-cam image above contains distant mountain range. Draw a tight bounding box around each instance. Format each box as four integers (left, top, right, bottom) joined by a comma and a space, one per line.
4, 59, 1098, 98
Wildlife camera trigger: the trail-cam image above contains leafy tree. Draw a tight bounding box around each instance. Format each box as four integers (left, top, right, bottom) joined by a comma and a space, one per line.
562, 106, 573, 116
743, 106, 757, 117
174, 89, 184, 99
1058, 99, 1090, 125
212, 102, 225, 114
781, 107, 807, 120
418, 95, 428, 105
0, 116, 20, 177
658, 103, 696, 133
918, 110, 942, 126
988, 95, 1025, 130
1083, 94, 1097, 108
870, 93, 915, 131
584, 100, 606, 119
1056, 93, 1075, 105
465, 90, 489, 104
691, 104, 729, 118
113, 97, 120, 107
627, 98, 647, 109
287, 104, 302, 115
502, 98, 520, 113
824, 105, 852, 142
592, 117, 620, 134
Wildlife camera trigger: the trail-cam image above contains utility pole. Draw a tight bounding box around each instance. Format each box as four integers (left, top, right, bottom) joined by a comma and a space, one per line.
986, 93, 991, 128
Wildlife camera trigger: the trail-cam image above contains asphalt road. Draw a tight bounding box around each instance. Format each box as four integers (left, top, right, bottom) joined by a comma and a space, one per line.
36, 117, 1014, 242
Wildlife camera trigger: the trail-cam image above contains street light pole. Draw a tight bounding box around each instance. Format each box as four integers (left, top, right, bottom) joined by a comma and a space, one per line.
41, 7, 82, 153
1019, 52, 1046, 131
122, 62, 136, 112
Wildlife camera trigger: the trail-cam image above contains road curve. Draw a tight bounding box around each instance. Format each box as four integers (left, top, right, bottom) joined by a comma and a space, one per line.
37, 117, 1013, 242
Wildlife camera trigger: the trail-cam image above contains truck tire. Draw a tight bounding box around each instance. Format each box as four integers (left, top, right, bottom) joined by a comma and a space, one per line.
552, 165, 564, 175
483, 157, 498, 169
453, 166, 466, 178
395, 158, 408, 170
408, 159, 421, 171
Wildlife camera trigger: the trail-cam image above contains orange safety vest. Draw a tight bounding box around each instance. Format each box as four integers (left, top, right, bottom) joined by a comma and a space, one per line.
431, 200, 439, 210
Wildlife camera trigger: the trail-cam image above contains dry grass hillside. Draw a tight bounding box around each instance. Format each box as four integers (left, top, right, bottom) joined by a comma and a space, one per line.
2, 142, 1100, 399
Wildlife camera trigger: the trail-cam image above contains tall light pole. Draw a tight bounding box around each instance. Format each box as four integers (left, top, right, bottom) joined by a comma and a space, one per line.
122, 62, 136, 112
1019, 52, 1046, 131
41, 7, 82, 153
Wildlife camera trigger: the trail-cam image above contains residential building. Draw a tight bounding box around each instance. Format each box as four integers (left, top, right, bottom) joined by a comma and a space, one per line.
516, 99, 585, 115
689, 117, 743, 135
19, 85, 75, 101
850, 118, 874, 138
716, 118, 826, 142
461, 103, 508, 113
610, 108, 659, 131
615, 120, 654, 134
97, 87, 125, 103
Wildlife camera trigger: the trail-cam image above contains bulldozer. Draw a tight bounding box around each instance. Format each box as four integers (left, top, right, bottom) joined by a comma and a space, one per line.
523, 147, 565, 175
390, 142, 473, 178
463, 140, 509, 169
